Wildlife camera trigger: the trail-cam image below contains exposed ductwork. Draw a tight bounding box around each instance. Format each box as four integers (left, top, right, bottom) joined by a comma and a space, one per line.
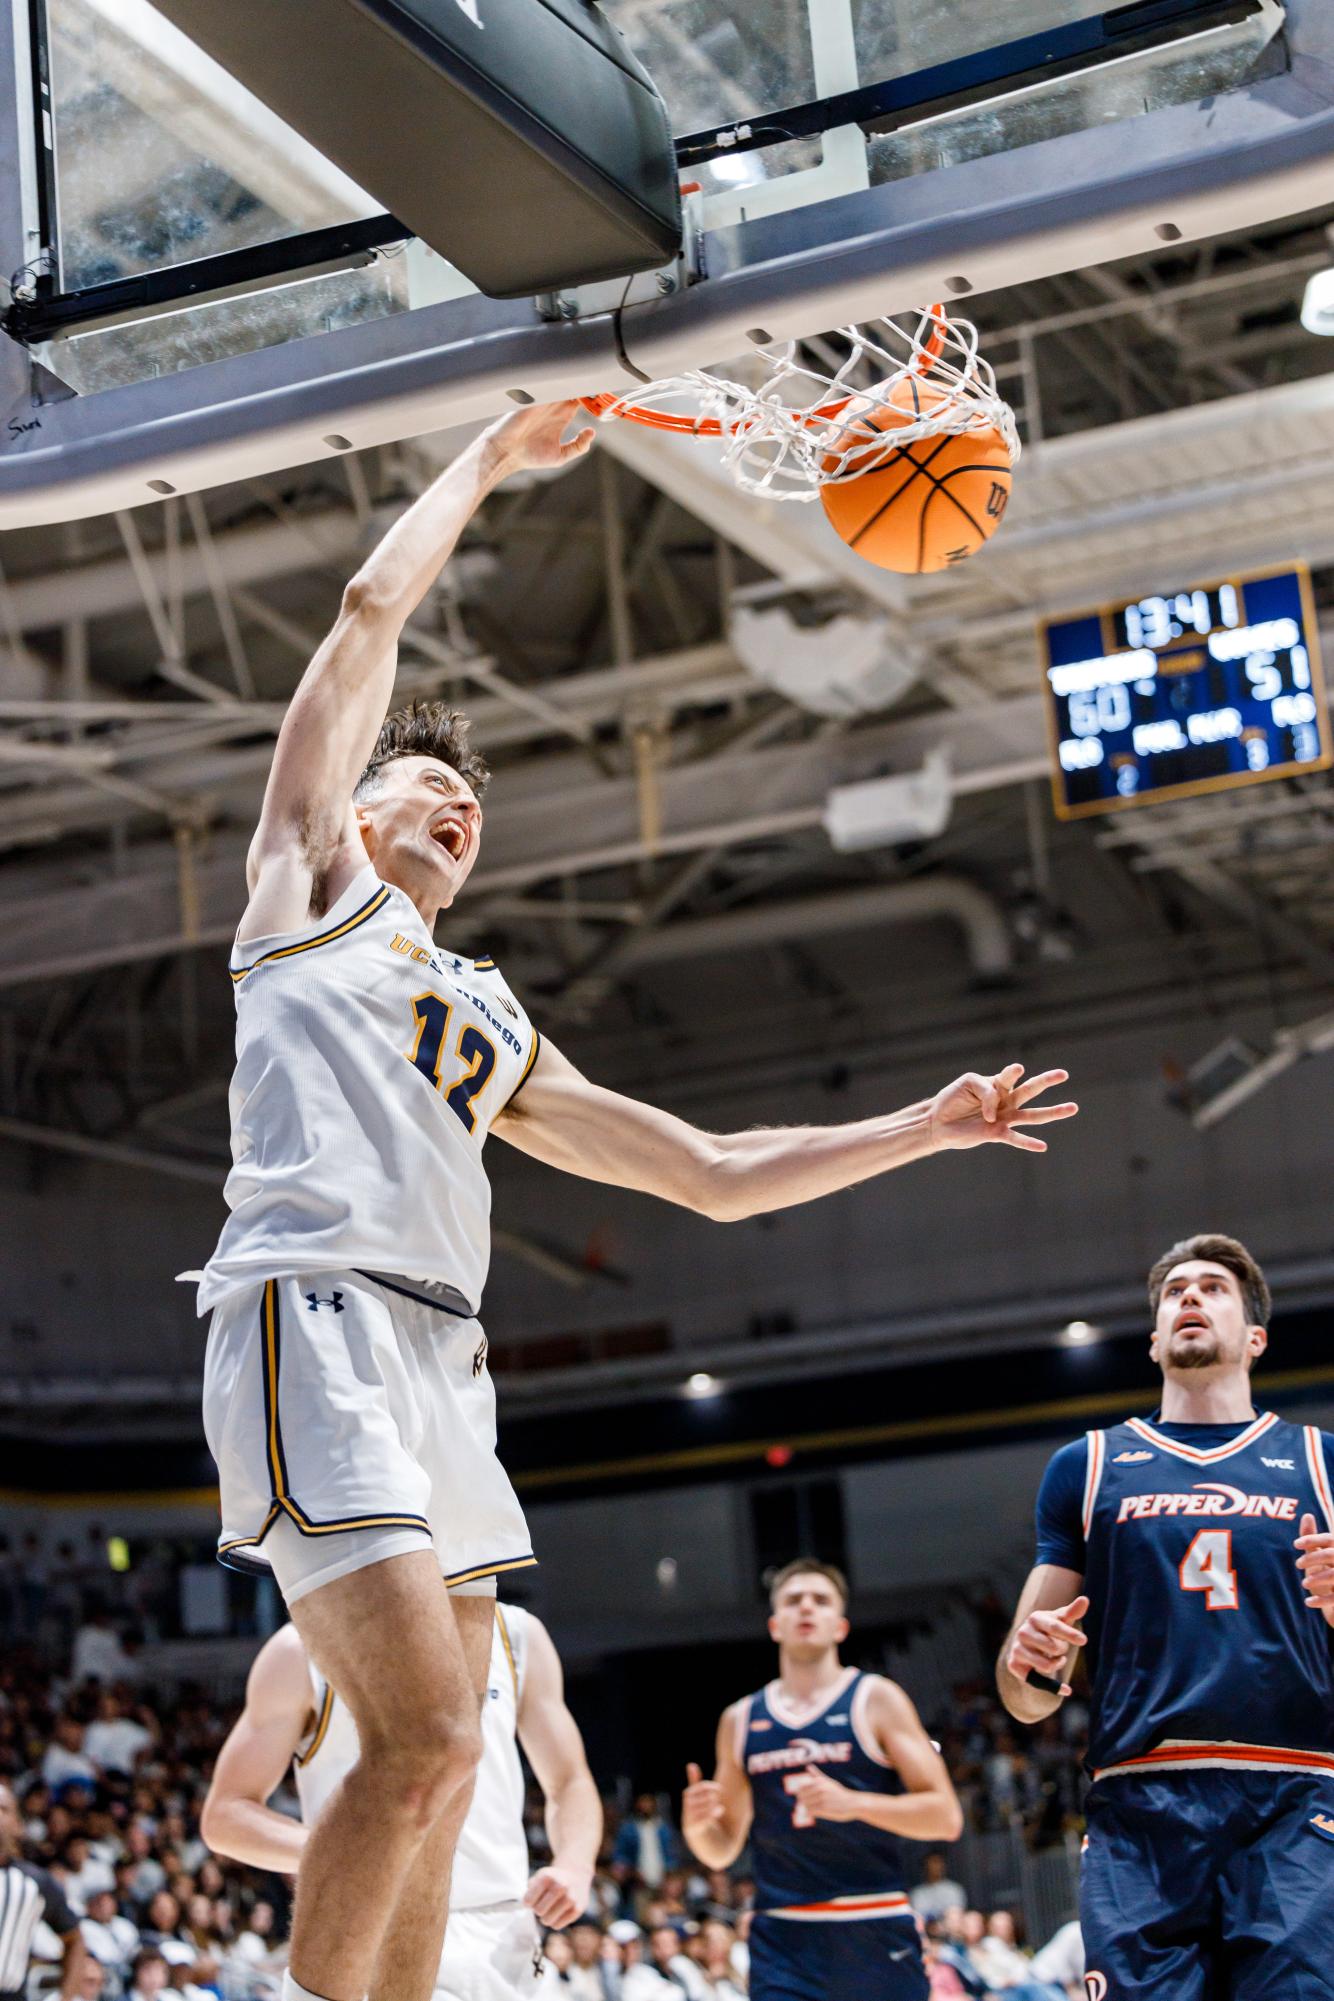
613, 876, 1014, 980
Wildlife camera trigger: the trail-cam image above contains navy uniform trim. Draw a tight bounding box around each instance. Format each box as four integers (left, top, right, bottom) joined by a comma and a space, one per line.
495, 1604, 519, 1700
355, 1269, 476, 1318
230, 886, 391, 984
500, 1029, 542, 1113
216, 1281, 433, 1570
294, 1684, 335, 1768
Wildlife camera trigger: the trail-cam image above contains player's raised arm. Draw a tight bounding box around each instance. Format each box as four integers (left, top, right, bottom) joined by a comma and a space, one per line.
681, 1704, 754, 1869
496, 1043, 1077, 1221
242, 401, 594, 938
516, 1615, 603, 1930
199, 1625, 315, 1872
997, 1565, 1089, 1721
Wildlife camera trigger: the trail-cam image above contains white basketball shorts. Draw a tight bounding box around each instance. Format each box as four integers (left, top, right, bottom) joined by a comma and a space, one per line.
437, 1907, 545, 2001
203, 1270, 534, 1606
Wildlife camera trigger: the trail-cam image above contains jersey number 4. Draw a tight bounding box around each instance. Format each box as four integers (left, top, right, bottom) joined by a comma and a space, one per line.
406, 992, 497, 1133
1179, 1529, 1239, 1611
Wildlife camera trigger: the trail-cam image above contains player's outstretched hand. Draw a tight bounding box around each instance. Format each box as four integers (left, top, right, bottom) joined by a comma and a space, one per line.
524, 1861, 592, 1930
1006, 1594, 1090, 1698
483, 398, 596, 475
682, 1761, 727, 1839
930, 1063, 1078, 1154
1295, 1513, 1334, 1623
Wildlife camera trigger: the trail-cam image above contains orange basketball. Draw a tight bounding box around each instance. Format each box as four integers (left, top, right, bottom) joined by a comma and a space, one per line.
819, 378, 1013, 574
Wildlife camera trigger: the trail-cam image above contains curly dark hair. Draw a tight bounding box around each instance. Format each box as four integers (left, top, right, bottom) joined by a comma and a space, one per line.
353, 700, 489, 801
1147, 1232, 1271, 1330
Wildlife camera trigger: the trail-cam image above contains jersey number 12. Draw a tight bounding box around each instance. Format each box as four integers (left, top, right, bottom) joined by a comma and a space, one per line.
406, 992, 497, 1133
1178, 1529, 1239, 1611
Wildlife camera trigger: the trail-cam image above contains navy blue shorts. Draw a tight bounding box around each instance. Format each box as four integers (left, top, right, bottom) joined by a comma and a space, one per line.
1081, 1770, 1334, 1999
749, 1911, 928, 2001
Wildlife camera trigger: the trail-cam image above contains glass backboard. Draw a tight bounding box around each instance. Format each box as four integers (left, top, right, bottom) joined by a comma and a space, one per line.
0, 0, 1329, 524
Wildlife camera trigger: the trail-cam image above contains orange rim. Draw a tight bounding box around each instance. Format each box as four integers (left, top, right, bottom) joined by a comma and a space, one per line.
580, 304, 949, 434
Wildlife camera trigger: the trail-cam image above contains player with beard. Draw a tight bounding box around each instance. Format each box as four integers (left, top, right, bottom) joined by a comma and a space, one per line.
998, 1233, 1334, 2001
196, 395, 1076, 2001
681, 1561, 961, 2001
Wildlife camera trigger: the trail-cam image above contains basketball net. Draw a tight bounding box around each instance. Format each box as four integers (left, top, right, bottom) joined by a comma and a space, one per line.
581, 306, 1020, 503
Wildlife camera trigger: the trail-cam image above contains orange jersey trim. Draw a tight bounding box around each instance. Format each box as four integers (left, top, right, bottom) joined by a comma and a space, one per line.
1095, 1740, 1334, 1781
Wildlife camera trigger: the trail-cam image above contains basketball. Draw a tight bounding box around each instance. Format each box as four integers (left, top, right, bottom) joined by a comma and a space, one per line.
819, 377, 1014, 574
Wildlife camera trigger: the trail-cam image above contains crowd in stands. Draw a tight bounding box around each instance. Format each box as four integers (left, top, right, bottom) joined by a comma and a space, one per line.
0, 1557, 1088, 2001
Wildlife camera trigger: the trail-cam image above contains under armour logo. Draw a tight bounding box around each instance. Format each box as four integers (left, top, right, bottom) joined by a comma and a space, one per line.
473, 1336, 488, 1377
453, 0, 483, 24
305, 1291, 345, 1313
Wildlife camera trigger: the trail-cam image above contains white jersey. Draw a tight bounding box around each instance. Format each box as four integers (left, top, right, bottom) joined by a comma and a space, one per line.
294, 1604, 532, 1913
199, 865, 538, 1316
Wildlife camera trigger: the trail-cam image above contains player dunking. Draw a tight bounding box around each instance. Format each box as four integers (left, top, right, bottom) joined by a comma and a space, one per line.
999, 1233, 1334, 1999
681, 1560, 962, 2001
196, 398, 1077, 2001
202, 1604, 599, 2001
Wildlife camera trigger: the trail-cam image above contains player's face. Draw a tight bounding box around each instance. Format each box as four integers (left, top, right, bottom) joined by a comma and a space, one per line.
0, 1785, 19, 1857
767, 1575, 849, 1659
1150, 1260, 1266, 1374
355, 756, 482, 908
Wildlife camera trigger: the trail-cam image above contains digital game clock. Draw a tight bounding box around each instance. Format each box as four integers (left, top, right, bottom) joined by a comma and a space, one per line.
1042, 567, 1328, 819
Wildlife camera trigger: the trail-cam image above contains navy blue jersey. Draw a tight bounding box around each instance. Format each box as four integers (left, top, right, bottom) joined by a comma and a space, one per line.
742, 1668, 914, 1917
1035, 1411, 1334, 1776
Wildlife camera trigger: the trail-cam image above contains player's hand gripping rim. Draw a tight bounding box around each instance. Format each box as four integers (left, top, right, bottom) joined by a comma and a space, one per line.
929, 1063, 1078, 1154
1006, 1595, 1090, 1699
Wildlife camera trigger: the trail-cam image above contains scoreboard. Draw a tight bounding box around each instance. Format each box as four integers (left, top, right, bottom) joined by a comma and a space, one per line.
1042, 566, 1329, 819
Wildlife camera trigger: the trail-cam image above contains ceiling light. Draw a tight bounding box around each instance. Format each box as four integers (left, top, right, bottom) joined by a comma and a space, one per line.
686, 1371, 719, 1397
1301, 267, 1334, 336
1063, 1320, 1101, 1345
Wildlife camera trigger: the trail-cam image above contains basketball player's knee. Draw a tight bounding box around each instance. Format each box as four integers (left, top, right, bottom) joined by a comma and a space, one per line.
358, 1709, 482, 1828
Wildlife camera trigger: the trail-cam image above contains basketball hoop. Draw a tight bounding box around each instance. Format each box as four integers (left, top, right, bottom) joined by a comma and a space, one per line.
580, 305, 1019, 503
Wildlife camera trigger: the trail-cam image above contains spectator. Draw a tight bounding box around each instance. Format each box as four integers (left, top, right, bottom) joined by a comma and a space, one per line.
61, 1834, 116, 1914
539, 1930, 574, 1987
123, 1826, 166, 1907
561, 1920, 613, 1999
71, 1610, 134, 1690
647, 1925, 705, 1999
84, 1691, 154, 1779
912, 1851, 968, 1920
143, 1889, 185, 1944
225, 1900, 275, 1977
612, 1795, 682, 1900
1028, 1919, 1084, 1998
128, 1947, 182, 2001
80, 1887, 140, 1976
604, 1920, 675, 1997
42, 1718, 98, 1795
695, 1920, 744, 1999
